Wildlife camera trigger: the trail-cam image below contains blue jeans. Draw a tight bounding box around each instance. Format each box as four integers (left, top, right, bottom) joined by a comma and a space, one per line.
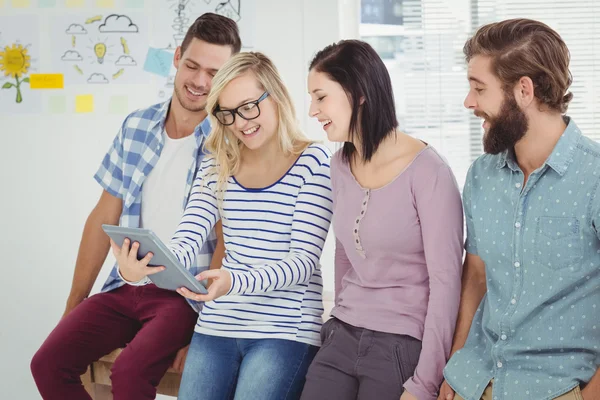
179, 332, 319, 400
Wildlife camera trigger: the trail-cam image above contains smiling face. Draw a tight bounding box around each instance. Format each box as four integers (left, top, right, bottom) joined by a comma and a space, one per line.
172, 38, 232, 112
307, 69, 353, 143
217, 71, 278, 151
464, 55, 529, 154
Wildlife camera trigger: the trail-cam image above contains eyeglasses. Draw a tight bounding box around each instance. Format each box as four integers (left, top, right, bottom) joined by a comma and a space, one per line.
213, 92, 270, 126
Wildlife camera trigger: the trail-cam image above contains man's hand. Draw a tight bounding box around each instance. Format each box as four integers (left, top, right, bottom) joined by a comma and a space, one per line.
172, 345, 190, 373
582, 385, 600, 400
438, 381, 455, 400
177, 269, 232, 302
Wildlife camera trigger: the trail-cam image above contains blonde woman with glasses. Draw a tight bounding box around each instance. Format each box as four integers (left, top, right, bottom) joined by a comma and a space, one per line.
114, 52, 333, 400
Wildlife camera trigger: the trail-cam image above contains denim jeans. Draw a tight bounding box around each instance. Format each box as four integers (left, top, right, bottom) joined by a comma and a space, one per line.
179, 332, 319, 400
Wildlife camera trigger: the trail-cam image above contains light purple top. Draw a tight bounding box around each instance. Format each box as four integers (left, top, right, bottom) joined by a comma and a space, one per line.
331, 146, 464, 400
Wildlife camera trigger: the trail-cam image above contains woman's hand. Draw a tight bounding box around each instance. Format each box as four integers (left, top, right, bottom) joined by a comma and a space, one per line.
177, 269, 232, 302
110, 238, 165, 283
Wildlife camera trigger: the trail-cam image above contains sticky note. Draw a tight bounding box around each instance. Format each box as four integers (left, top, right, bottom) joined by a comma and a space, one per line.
143, 48, 173, 77
75, 94, 94, 113
124, 0, 143, 7
29, 74, 64, 89
38, 0, 57, 6
65, 0, 84, 7
48, 95, 66, 113
95, 0, 113, 7
109, 95, 128, 114
11, 0, 30, 7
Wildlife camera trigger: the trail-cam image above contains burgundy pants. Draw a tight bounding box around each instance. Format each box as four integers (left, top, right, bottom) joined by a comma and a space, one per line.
31, 284, 198, 400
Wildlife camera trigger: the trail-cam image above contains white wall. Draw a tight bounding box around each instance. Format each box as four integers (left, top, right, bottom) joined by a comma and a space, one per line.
0, 1, 348, 398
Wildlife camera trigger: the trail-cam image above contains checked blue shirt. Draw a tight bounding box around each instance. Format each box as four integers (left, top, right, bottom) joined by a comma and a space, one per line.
94, 99, 217, 311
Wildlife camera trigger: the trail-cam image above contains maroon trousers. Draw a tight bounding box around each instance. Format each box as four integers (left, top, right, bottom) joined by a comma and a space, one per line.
31, 284, 198, 400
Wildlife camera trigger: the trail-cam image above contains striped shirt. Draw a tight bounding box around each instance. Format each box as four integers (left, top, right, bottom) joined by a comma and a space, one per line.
170, 143, 333, 346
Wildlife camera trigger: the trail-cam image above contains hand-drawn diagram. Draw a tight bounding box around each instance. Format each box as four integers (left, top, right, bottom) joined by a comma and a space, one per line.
154, 0, 254, 100
53, 13, 148, 85
0, 15, 41, 113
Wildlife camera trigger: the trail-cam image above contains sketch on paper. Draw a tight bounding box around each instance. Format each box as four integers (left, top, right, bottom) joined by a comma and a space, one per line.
53, 13, 148, 85
0, 43, 31, 103
155, 0, 254, 100
0, 15, 41, 113
161, 0, 246, 50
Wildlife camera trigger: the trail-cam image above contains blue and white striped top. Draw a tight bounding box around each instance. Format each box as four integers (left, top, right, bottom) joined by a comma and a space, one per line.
170, 143, 333, 346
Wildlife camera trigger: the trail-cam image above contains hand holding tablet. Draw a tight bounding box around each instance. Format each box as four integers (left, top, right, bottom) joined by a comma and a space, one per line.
102, 225, 208, 295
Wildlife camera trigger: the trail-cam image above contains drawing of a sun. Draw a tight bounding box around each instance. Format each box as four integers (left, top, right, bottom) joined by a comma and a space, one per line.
0, 44, 31, 78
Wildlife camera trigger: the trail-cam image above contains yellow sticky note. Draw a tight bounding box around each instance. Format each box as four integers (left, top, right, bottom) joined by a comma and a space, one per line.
29, 74, 64, 89
11, 0, 30, 7
65, 0, 84, 7
75, 94, 94, 113
96, 0, 114, 7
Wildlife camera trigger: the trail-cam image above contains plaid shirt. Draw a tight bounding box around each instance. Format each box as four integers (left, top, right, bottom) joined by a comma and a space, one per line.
94, 99, 217, 311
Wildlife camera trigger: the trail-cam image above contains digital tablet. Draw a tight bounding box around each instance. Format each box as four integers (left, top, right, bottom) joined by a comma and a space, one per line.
101, 225, 208, 294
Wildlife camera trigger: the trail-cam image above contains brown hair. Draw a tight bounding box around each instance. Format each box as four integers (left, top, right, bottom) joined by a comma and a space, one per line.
181, 13, 241, 55
464, 18, 573, 113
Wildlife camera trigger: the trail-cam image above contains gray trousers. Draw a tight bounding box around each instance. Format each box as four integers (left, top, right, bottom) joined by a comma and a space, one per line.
300, 317, 422, 400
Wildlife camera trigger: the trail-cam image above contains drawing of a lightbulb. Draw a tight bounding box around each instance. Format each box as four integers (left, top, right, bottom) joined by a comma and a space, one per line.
94, 42, 107, 64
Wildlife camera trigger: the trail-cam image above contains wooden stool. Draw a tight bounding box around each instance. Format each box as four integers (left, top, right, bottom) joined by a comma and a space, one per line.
81, 348, 181, 399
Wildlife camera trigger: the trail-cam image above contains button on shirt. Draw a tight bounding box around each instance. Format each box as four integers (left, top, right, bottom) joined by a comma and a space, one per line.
444, 118, 600, 400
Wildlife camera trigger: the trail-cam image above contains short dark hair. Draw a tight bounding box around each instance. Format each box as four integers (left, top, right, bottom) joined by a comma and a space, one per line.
464, 18, 572, 113
181, 13, 241, 55
310, 40, 398, 163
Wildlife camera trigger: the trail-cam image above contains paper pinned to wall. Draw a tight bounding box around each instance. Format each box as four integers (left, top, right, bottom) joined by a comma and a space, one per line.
11, 0, 30, 7
152, 0, 255, 99
143, 47, 173, 77
0, 15, 42, 114
153, 0, 255, 51
95, 0, 115, 8
108, 94, 128, 114
65, 0, 85, 7
75, 94, 94, 113
52, 13, 151, 86
30, 73, 64, 89
48, 95, 66, 113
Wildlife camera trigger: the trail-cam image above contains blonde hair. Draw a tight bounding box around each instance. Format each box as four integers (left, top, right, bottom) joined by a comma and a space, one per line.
205, 51, 314, 208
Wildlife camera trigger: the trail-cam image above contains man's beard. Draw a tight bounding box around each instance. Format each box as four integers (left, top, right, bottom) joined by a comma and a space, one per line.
476, 93, 528, 155
174, 83, 207, 112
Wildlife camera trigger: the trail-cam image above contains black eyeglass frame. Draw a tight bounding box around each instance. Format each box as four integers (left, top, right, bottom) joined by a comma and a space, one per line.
212, 92, 270, 126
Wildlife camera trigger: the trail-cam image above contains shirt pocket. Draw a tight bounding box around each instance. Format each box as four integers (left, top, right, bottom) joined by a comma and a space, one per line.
535, 216, 582, 272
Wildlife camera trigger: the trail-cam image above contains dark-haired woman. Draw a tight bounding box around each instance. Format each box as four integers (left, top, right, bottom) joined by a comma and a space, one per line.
302, 40, 464, 400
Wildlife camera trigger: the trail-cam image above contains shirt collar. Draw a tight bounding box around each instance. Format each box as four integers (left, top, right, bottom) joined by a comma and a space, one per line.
496, 116, 581, 176
150, 97, 212, 146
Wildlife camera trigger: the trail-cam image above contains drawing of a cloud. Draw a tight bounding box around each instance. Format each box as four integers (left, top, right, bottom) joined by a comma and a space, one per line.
115, 55, 137, 66
99, 15, 139, 33
61, 50, 83, 61
87, 73, 109, 84
66, 24, 87, 34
